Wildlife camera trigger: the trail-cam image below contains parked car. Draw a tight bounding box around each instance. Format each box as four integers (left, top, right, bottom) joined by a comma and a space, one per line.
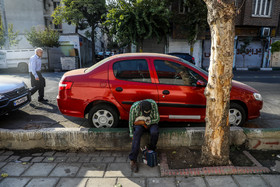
168, 52, 195, 64
57, 53, 263, 128
0, 77, 31, 115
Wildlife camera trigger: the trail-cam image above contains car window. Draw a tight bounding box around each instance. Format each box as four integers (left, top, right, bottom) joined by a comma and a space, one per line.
113, 59, 151, 83
154, 60, 205, 86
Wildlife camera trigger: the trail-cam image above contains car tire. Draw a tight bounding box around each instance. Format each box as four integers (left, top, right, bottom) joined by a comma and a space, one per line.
88, 104, 119, 128
229, 103, 246, 126
18, 63, 28, 73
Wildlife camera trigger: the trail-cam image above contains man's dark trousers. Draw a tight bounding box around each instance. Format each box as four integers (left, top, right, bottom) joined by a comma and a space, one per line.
129, 124, 159, 161
30, 71, 45, 100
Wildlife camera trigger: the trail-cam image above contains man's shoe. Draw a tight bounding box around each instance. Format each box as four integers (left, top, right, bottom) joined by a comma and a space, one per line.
38, 98, 48, 102
130, 160, 138, 173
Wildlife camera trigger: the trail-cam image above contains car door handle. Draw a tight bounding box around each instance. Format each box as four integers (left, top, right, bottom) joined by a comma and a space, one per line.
162, 90, 170, 95
116, 87, 123, 92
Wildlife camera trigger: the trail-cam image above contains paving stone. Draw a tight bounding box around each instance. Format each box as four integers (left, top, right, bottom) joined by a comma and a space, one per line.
147, 178, 176, 187
5, 155, 20, 162
78, 156, 91, 162
90, 156, 103, 162
100, 151, 112, 156
115, 157, 128, 162
262, 175, 280, 187
104, 163, 132, 177
132, 163, 160, 177
49, 163, 82, 177
56, 178, 88, 187
43, 157, 55, 162
205, 176, 237, 187
31, 153, 43, 157
1, 162, 31, 176
117, 178, 146, 187
86, 178, 116, 187
22, 163, 57, 176
0, 177, 31, 187
176, 177, 207, 187
233, 175, 268, 187
102, 157, 115, 162
66, 157, 80, 163
76, 152, 88, 157
2, 151, 14, 156
112, 152, 124, 156
77, 163, 106, 177
0, 162, 7, 168
54, 152, 67, 157
43, 151, 55, 157
0, 150, 5, 155
25, 178, 59, 187
30, 157, 45, 162
87, 151, 101, 157
66, 152, 77, 157
54, 156, 67, 162
0, 156, 9, 161
20, 157, 32, 162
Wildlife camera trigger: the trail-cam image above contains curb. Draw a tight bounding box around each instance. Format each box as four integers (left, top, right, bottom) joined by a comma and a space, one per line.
159, 153, 271, 177
235, 67, 280, 71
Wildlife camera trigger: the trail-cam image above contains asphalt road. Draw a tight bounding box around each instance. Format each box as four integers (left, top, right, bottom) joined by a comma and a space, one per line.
0, 69, 279, 129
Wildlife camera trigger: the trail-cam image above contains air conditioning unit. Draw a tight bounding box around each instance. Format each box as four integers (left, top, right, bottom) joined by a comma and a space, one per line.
261, 27, 270, 37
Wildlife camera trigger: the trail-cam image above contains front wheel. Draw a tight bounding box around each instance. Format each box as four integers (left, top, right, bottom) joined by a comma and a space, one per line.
88, 104, 119, 128
229, 103, 246, 126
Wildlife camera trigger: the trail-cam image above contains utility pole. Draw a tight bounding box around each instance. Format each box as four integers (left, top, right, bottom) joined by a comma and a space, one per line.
0, 0, 9, 49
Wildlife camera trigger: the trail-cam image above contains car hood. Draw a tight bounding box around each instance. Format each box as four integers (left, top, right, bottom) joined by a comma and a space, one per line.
232, 80, 258, 93
0, 77, 26, 94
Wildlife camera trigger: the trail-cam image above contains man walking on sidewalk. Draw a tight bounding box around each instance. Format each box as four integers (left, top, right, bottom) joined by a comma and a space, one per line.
128, 99, 160, 172
29, 48, 48, 102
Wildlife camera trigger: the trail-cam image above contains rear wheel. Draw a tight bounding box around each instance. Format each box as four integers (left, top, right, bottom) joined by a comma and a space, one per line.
88, 104, 119, 128
18, 63, 28, 73
229, 103, 246, 126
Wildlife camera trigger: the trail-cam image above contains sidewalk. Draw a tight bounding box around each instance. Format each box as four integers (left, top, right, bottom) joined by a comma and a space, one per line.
0, 149, 279, 187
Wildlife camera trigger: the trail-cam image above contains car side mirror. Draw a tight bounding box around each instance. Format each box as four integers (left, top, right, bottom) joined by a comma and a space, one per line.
196, 80, 206, 87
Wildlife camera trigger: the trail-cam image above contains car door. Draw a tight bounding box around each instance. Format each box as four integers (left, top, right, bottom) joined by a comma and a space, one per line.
109, 58, 158, 112
153, 59, 207, 122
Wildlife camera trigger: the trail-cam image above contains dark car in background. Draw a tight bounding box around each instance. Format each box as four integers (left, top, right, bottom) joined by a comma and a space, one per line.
0, 77, 31, 116
168, 52, 195, 64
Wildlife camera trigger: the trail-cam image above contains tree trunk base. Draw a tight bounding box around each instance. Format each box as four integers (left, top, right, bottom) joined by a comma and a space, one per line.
200, 145, 231, 166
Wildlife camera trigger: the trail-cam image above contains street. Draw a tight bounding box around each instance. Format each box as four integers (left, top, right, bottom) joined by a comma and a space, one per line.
0, 70, 280, 129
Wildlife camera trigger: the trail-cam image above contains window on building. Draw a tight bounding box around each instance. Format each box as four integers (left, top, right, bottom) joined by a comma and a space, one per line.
178, 0, 185, 14
252, 0, 273, 17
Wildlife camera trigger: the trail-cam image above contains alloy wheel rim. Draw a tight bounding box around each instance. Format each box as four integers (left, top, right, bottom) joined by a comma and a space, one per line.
92, 109, 114, 128
229, 108, 242, 126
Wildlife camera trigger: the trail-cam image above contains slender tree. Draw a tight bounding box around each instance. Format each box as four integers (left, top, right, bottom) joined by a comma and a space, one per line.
201, 0, 236, 165
0, 23, 19, 48
105, 0, 170, 52
52, 0, 106, 64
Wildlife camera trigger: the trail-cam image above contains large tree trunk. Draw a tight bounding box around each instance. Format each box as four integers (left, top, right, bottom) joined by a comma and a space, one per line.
201, 0, 236, 166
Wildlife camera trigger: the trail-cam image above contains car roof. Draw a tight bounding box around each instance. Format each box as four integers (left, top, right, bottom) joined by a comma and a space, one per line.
108, 53, 180, 61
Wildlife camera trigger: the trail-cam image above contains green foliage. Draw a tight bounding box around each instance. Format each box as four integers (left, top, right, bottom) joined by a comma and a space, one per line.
52, 0, 106, 32
0, 23, 20, 48
25, 26, 60, 48
104, 0, 171, 50
170, 0, 207, 44
271, 41, 280, 53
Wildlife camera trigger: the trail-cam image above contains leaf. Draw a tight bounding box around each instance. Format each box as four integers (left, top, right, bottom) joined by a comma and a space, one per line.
1, 173, 8, 178
172, 151, 176, 154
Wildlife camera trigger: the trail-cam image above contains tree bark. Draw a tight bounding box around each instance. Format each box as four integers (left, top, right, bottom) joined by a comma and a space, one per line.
201, 0, 236, 166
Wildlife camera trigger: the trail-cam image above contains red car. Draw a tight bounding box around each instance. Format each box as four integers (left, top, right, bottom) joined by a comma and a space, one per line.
57, 53, 263, 128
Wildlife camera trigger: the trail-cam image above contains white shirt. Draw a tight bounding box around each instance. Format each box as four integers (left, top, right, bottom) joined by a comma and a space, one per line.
29, 54, 41, 79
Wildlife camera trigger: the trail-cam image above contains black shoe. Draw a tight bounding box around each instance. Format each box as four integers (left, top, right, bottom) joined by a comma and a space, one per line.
38, 98, 48, 102
130, 160, 139, 173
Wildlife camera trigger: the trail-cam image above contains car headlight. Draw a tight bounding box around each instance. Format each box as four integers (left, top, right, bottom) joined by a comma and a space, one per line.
253, 93, 262, 101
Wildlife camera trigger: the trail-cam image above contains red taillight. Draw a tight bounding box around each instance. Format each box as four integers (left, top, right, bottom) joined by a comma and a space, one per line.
59, 81, 73, 91
192, 57, 195, 62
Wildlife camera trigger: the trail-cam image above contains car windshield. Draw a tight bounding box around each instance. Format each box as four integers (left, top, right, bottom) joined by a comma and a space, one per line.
84, 57, 111, 73
180, 58, 208, 76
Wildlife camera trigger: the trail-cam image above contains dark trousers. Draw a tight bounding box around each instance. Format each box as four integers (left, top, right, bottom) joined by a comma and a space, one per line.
129, 124, 159, 161
30, 71, 45, 100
